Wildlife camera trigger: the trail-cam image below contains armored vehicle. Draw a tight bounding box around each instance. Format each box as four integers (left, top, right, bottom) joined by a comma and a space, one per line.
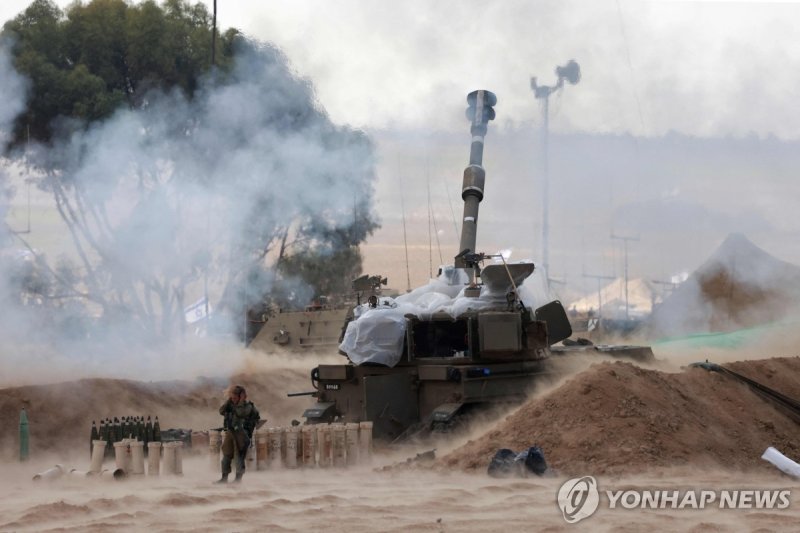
295, 90, 653, 442
247, 275, 391, 352
247, 303, 348, 351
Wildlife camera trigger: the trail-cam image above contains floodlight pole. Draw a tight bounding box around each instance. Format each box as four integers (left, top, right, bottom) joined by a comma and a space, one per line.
531, 60, 580, 281
542, 95, 550, 277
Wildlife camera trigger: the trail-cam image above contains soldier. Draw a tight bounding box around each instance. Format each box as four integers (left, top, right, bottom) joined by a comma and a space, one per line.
216, 385, 260, 483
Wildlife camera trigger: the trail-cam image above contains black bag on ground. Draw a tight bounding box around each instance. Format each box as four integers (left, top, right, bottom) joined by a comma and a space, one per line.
487, 446, 548, 477
521, 446, 547, 475
487, 448, 518, 478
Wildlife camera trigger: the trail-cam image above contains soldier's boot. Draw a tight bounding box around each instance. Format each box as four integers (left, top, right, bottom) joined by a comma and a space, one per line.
214, 474, 229, 484
233, 472, 243, 483
219, 454, 233, 484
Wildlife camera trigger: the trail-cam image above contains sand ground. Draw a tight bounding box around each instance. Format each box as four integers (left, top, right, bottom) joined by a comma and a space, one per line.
1, 455, 798, 532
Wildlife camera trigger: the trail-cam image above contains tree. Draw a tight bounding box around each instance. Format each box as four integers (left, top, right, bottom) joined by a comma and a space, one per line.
2, 0, 236, 147
1, 1, 379, 345
275, 210, 379, 300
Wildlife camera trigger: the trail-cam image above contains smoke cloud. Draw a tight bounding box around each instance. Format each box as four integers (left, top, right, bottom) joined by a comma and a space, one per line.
0, 40, 28, 227
0, 40, 30, 357
0, 39, 377, 381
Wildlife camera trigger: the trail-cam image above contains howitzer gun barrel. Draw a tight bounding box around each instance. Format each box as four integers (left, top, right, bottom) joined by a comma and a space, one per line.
456, 90, 496, 268
287, 391, 317, 397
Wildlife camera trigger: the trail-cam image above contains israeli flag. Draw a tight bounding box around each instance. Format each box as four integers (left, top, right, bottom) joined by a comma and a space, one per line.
184, 297, 212, 324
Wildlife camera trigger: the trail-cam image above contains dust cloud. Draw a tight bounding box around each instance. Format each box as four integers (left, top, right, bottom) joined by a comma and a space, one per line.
1, 345, 799, 531
4, 456, 797, 532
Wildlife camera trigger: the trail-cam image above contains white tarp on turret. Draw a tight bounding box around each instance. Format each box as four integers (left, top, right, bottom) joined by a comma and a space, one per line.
340, 262, 550, 367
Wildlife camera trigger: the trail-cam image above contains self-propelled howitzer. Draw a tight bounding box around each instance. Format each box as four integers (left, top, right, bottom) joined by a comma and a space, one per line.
293, 90, 653, 442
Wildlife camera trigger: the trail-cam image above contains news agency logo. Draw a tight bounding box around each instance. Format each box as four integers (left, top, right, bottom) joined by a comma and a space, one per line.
557, 476, 793, 524
557, 476, 600, 524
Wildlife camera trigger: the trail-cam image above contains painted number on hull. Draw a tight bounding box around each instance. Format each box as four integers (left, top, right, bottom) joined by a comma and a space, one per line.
324, 384, 340, 390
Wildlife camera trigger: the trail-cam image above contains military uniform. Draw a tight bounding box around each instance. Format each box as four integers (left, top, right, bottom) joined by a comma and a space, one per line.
219, 398, 260, 481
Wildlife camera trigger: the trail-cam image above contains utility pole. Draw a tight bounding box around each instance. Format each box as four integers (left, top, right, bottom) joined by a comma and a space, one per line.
205, 0, 217, 328
530, 60, 581, 280
583, 273, 615, 320
211, 0, 217, 67
611, 233, 639, 321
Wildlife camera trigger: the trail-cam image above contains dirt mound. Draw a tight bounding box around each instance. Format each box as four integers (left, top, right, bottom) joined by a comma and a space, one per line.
0, 368, 309, 460
441, 356, 800, 476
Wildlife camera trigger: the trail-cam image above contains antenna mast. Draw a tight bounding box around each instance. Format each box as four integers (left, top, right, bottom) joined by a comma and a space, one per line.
399, 177, 412, 292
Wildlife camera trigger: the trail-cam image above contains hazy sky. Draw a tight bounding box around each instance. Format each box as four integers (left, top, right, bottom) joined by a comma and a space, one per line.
3, 0, 799, 138
3, 0, 800, 296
